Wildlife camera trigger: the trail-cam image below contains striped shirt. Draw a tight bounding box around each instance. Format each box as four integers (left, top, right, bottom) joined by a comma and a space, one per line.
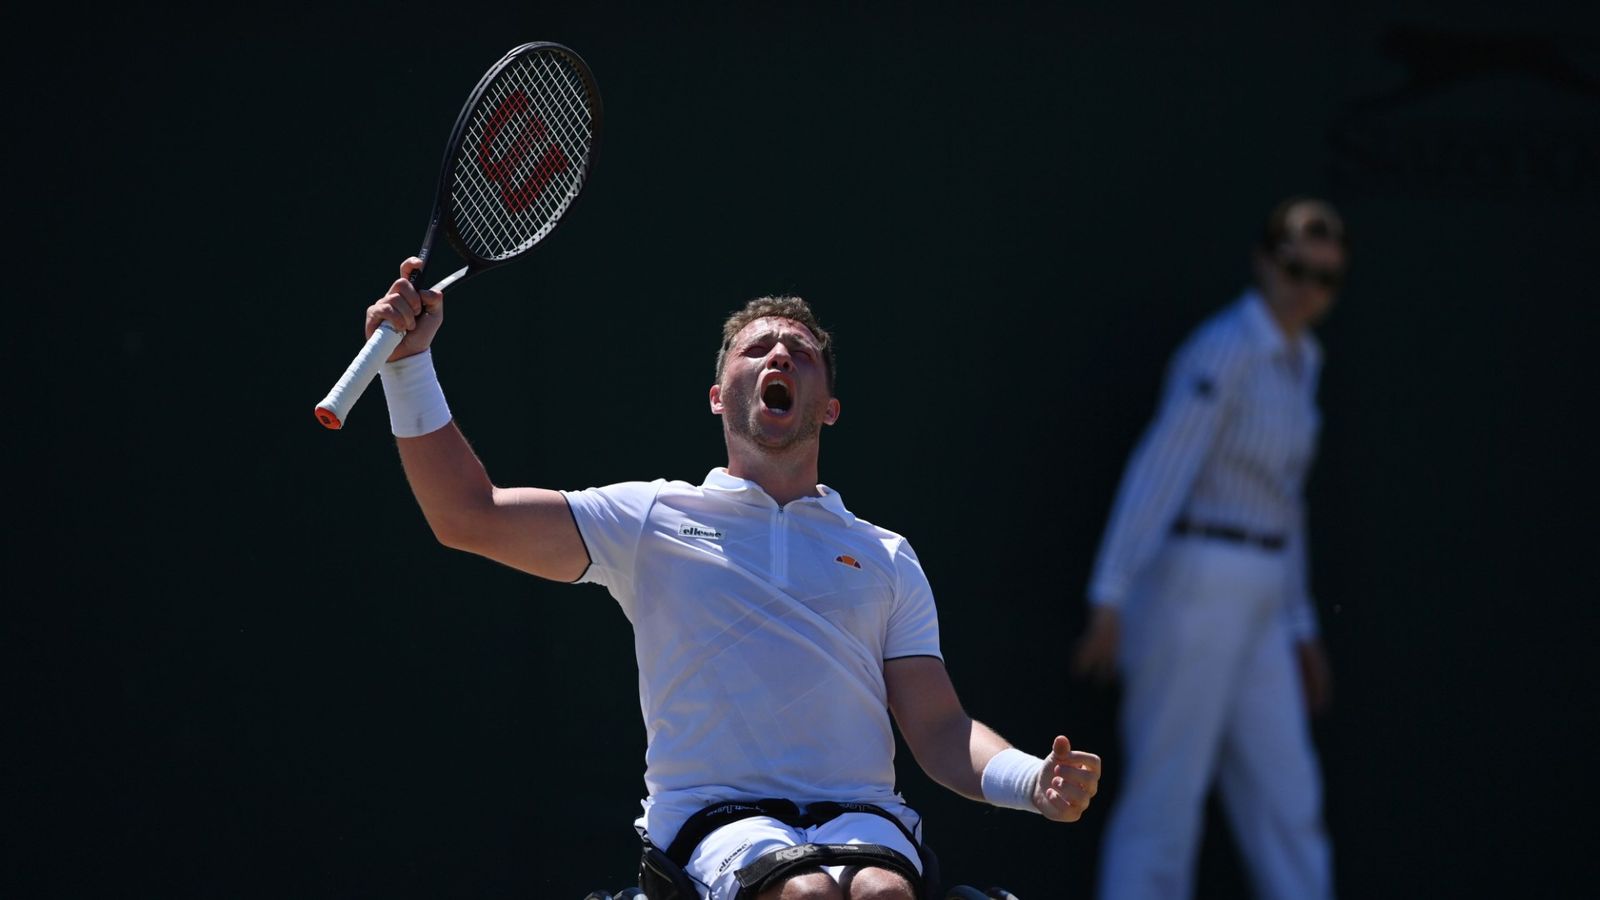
1087, 289, 1322, 638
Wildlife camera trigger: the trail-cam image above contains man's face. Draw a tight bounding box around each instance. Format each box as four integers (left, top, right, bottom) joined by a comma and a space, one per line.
713, 316, 837, 452
1260, 237, 1347, 327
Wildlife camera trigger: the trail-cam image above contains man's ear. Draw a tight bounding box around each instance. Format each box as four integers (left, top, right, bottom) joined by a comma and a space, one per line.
709, 383, 724, 415
823, 398, 840, 425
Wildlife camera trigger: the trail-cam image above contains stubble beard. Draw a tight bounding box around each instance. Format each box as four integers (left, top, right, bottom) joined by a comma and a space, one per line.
723, 389, 823, 455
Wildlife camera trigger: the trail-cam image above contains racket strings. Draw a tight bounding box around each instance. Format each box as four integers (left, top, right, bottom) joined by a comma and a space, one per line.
451, 50, 596, 261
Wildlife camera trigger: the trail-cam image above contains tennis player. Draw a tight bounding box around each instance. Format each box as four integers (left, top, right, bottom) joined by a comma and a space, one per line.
365, 260, 1101, 900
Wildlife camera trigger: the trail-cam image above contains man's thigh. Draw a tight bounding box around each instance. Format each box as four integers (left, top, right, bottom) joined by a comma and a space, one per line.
686, 816, 807, 899
684, 812, 921, 899
809, 812, 922, 882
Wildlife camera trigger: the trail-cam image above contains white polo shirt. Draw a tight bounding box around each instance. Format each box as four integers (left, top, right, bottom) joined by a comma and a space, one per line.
561, 468, 943, 848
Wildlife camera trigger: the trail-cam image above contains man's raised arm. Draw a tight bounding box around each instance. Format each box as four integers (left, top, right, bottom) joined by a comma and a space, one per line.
368, 258, 590, 583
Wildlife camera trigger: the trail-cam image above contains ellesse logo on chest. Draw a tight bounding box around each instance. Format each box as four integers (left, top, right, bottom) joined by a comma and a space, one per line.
678, 522, 725, 540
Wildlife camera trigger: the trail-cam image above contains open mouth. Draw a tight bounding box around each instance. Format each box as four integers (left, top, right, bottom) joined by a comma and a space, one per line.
761, 380, 793, 414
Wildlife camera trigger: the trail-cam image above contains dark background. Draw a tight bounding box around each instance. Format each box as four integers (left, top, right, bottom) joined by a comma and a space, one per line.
10, 1, 1597, 897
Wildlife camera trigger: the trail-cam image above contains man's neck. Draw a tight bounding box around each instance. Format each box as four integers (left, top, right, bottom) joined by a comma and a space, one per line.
725, 446, 822, 507
1262, 293, 1307, 341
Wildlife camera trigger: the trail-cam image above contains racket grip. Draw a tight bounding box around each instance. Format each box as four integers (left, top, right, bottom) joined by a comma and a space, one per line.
314, 323, 407, 430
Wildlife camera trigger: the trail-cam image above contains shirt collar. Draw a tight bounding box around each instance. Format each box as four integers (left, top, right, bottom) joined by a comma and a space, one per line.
702, 468, 855, 522
1240, 288, 1321, 369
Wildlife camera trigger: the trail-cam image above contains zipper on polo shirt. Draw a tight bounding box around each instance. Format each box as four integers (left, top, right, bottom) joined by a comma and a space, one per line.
771, 506, 788, 586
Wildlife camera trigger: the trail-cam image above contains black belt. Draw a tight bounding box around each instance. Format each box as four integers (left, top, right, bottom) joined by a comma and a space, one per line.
1172, 518, 1287, 551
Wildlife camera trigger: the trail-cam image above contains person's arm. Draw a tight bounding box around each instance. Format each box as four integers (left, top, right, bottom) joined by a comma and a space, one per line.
393, 426, 589, 580
1283, 506, 1318, 642
367, 257, 589, 582
1073, 327, 1246, 680
884, 657, 1100, 822
1285, 511, 1333, 714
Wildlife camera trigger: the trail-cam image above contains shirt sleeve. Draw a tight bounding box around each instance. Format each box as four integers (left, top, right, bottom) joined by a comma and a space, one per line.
559, 480, 665, 601
1283, 507, 1320, 639
1087, 324, 1251, 609
885, 537, 943, 661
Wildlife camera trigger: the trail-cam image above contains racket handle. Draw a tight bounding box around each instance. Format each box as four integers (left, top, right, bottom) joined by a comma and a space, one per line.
314, 323, 406, 430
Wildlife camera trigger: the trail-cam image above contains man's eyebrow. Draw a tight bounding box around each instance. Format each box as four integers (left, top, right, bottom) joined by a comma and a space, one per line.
740, 328, 820, 350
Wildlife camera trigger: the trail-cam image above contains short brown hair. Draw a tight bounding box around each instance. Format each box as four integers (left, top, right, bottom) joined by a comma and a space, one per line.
715, 295, 836, 393
1260, 196, 1349, 254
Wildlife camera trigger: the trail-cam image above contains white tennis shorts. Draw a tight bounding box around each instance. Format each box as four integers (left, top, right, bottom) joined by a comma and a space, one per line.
683, 812, 922, 899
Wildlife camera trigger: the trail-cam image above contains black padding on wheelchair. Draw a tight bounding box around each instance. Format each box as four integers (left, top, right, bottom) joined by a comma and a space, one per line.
638, 845, 701, 900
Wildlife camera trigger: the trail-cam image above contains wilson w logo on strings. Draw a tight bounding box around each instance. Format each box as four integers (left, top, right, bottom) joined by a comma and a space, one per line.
477, 89, 568, 213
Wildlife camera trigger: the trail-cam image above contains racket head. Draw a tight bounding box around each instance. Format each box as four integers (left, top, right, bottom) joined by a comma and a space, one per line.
423, 41, 603, 283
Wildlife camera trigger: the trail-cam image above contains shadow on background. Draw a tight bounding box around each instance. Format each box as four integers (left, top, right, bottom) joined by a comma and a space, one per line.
8, 1, 1596, 897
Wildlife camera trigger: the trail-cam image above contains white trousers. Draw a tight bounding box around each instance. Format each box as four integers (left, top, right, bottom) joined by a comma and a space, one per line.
1097, 538, 1332, 900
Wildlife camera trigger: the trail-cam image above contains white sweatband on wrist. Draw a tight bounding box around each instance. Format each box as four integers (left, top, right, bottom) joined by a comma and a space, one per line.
981, 747, 1047, 814
379, 349, 452, 438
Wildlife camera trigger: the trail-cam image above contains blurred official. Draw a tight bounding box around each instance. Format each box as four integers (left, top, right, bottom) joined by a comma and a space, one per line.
1074, 198, 1345, 899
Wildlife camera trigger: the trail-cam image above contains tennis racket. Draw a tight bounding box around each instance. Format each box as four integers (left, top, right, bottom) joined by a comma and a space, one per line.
314, 41, 603, 429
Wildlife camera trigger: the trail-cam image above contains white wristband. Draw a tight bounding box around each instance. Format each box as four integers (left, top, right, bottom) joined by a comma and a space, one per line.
379, 349, 452, 438
980, 747, 1046, 814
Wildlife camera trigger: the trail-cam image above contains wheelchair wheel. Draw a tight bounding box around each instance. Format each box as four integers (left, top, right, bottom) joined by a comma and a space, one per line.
945, 888, 991, 900
580, 893, 614, 900
615, 891, 644, 899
